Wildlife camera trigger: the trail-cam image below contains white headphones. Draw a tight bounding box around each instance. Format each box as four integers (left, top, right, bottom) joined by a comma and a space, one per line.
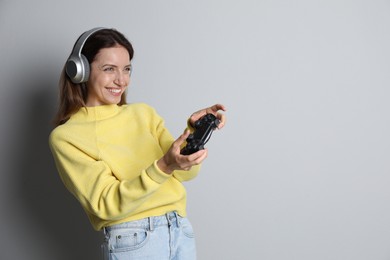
65, 27, 106, 84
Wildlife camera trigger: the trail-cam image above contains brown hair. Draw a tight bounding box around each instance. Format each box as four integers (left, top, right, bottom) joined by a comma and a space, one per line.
53, 28, 134, 126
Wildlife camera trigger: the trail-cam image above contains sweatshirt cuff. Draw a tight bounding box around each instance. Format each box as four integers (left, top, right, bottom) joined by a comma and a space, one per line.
146, 160, 171, 184
187, 118, 195, 131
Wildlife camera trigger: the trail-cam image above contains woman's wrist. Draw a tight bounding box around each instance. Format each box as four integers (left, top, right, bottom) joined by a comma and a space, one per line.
157, 157, 173, 175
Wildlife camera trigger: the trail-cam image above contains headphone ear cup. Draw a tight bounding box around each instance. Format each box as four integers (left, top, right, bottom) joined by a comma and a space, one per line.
65, 57, 79, 83
65, 54, 90, 83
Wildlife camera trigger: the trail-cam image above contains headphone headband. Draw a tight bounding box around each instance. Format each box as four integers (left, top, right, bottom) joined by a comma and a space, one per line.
65, 27, 106, 84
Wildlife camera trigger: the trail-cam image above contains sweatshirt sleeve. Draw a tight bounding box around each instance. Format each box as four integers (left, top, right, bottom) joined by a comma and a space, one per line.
49, 129, 171, 222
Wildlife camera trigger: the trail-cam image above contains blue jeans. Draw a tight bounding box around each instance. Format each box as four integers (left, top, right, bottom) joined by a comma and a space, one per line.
101, 212, 197, 260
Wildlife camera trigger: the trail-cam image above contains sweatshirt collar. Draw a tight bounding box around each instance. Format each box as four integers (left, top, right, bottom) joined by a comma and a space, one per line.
69, 104, 121, 122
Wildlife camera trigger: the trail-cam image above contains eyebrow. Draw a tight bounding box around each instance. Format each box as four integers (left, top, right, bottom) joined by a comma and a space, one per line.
101, 63, 131, 68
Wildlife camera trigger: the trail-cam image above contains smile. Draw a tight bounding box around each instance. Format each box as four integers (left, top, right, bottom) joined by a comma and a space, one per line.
107, 88, 121, 94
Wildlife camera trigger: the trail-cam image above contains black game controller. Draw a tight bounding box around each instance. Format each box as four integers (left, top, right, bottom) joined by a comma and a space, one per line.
181, 113, 220, 155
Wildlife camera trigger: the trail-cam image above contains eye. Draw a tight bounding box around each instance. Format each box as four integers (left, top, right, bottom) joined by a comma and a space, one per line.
124, 66, 132, 74
103, 67, 115, 72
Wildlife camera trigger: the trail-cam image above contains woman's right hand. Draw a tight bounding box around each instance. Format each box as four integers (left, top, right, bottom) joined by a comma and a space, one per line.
157, 129, 208, 174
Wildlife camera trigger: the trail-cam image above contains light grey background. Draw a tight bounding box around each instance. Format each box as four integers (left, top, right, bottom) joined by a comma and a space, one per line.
1, 0, 390, 259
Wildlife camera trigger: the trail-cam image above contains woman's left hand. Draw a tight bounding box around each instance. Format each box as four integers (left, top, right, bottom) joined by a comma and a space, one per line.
189, 103, 227, 130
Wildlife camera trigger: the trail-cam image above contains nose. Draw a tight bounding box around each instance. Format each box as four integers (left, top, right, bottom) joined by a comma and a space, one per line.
114, 70, 128, 87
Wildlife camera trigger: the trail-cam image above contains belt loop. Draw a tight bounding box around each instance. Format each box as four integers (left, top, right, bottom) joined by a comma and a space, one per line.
149, 217, 154, 231
103, 227, 110, 240
174, 211, 180, 227
165, 212, 171, 226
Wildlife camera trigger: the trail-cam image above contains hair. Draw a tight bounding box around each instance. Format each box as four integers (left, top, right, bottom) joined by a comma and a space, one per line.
53, 28, 134, 126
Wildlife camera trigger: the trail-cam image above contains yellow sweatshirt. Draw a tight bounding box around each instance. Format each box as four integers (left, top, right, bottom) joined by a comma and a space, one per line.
49, 103, 200, 231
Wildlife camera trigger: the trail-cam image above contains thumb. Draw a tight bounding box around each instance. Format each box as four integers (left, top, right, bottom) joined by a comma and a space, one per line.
174, 129, 190, 149
177, 129, 190, 145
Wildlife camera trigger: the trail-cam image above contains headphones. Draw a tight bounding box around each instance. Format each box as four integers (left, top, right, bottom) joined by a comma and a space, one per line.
65, 27, 106, 84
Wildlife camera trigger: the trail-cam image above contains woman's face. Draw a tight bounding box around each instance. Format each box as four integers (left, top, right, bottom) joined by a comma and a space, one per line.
86, 46, 131, 106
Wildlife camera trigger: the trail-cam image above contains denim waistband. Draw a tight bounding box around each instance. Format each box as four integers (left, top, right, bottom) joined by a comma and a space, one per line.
104, 211, 181, 235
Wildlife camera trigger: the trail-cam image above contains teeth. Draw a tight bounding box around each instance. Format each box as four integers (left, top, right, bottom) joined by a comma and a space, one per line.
108, 88, 121, 93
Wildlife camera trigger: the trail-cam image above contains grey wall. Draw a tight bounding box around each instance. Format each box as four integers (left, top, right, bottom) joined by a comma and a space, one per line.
1, 0, 390, 259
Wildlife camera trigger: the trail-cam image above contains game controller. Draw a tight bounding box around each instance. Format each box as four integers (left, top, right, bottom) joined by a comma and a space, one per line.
181, 113, 220, 155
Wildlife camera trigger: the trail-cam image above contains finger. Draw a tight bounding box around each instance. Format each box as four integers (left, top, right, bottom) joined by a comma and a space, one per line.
216, 112, 226, 129
173, 129, 190, 149
190, 104, 226, 123
187, 149, 208, 164
193, 149, 208, 164
208, 104, 226, 113
190, 110, 207, 123
179, 129, 190, 143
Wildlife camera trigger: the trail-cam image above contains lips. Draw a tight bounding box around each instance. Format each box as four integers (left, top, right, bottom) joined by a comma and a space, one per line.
106, 88, 122, 95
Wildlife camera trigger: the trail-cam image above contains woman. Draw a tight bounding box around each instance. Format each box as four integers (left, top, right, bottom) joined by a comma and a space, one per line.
49, 27, 226, 259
